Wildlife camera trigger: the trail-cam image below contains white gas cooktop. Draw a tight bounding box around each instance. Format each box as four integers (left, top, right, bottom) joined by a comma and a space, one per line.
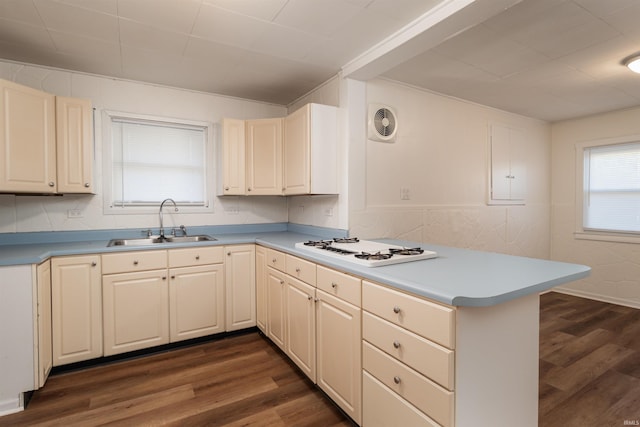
294, 238, 437, 267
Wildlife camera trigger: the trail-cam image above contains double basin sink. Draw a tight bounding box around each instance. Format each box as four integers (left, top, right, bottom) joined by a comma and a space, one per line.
107, 235, 216, 247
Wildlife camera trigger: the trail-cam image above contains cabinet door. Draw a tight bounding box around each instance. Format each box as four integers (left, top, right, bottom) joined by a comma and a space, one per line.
169, 264, 224, 342
283, 103, 310, 195
266, 267, 287, 351
225, 245, 256, 331
56, 96, 93, 193
246, 118, 282, 195
35, 260, 52, 388
103, 269, 169, 356
51, 255, 102, 366
316, 289, 362, 424
286, 276, 316, 382
0, 79, 56, 193
255, 245, 267, 333
221, 118, 246, 195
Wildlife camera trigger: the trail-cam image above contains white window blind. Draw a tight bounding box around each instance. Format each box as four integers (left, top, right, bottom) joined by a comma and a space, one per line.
583, 142, 640, 233
110, 117, 207, 207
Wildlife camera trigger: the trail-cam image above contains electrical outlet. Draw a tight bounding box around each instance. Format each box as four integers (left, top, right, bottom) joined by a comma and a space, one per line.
67, 209, 83, 218
225, 207, 239, 214
400, 187, 411, 200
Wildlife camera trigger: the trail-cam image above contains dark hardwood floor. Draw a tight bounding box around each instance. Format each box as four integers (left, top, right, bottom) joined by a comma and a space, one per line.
539, 292, 640, 427
0, 292, 637, 426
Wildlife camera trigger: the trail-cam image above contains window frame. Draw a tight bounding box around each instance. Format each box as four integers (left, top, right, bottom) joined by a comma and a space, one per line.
575, 134, 640, 244
102, 110, 215, 215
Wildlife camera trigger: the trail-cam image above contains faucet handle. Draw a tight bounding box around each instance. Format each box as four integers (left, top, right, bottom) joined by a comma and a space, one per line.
180, 225, 188, 236
142, 229, 153, 237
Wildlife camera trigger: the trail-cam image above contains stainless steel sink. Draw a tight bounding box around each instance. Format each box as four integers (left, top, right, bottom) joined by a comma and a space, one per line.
107, 235, 216, 247
164, 235, 216, 243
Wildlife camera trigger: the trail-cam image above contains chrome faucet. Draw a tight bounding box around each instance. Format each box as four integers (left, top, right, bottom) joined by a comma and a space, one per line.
159, 198, 178, 239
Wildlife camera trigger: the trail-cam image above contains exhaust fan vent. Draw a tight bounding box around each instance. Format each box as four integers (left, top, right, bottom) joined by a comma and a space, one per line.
368, 104, 398, 142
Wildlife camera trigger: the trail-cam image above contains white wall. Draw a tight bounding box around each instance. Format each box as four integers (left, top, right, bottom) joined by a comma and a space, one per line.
551, 106, 640, 308
351, 79, 552, 259
0, 60, 288, 233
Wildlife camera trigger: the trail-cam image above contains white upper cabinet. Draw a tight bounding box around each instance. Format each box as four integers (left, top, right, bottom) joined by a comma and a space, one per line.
0, 78, 94, 194
221, 118, 246, 195
221, 117, 283, 195
246, 118, 283, 195
488, 123, 526, 204
283, 103, 338, 195
55, 96, 93, 193
0, 79, 56, 193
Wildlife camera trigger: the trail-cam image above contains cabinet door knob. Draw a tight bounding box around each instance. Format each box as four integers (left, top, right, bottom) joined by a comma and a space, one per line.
195, 255, 200, 260
393, 306, 401, 314
84, 182, 90, 187
307, 295, 312, 301
247, 188, 251, 191
227, 252, 231, 256
48, 182, 55, 187
279, 280, 284, 285
272, 258, 277, 263
393, 340, 401, 349
162, 276, 167, 280
224, 187, 230, 191
393, 376, 401, 384
295, 267, 301, 273
133, 260, 139, 265
331, 282, 337, 288
171, 275, 175, 279
91, 261, 97, 267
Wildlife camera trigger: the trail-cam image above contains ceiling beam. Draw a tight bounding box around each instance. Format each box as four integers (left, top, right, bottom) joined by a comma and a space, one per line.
342, 0, 524, 81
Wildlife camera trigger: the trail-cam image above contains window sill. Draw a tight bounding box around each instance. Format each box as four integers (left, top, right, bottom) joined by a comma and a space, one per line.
574, 231, 640, 244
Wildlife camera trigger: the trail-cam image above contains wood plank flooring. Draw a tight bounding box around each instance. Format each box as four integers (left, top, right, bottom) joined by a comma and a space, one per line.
539, 292, 639, 427
0, 292, 637, 426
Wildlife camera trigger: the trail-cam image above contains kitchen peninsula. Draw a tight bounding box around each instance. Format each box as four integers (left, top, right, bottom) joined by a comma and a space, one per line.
0, 225, 590, 426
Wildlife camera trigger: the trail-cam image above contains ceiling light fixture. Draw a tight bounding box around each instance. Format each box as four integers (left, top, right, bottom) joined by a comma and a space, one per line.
624, 54, 640, 73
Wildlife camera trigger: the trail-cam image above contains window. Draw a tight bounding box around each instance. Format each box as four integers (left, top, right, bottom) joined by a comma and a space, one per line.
576, 135, 640, 241
103, 111, 213, 213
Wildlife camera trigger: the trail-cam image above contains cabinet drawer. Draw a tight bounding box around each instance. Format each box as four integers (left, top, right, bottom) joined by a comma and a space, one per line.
363, 281, 455, 349
363, 342, 454, 427
102, 250, 167, 274
317, 265, 361, 307
168, 246, 224, 268
363, 371, 439, 427
363, 312, 454, 390
266, 248, 286, 272
285, 254, 316, 286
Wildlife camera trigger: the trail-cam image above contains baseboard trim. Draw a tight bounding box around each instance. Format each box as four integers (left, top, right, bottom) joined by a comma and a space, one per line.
552, 287, 640, 309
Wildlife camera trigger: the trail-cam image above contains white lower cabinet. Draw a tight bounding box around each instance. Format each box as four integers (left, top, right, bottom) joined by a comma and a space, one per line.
102, 268, 169, 356
259, 247, 362, 425
51, 255, 102, 366
285, 275, 316, 381
169, 264, 224, 342
255, 245, 267, 333
225, 245, 256, 331
362, 280, 456, 427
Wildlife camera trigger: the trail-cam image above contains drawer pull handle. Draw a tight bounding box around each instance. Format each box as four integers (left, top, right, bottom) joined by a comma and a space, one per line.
393, 306, 401, 314
393, 340, 401, 349
295, 268, 301, 273
84, 182, 90, 188
133, 260, 139, 265
331, 282, 337, 288
91, 261, 97, 267
171, 275, 175, 279
280, 280, 284, 285
307, 295, 312, 301
272, 258, 277, 263
195, 255, 200, 260
393, 376, 401, 384
162, 276, 167, 280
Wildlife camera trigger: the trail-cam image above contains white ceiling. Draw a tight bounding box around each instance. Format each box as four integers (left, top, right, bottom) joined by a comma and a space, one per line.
1, 0, 639, 122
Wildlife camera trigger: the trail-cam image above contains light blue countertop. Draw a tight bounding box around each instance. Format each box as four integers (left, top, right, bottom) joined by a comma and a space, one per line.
0, 225, 590, 307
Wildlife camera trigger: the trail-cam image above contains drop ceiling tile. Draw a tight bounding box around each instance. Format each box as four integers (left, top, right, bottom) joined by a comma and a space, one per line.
250, 24, 325, 62
183, 36, 248, 64
192, 3, 271, 49
599, 3, 640, 38
0, 0, 45, 25
0, 18, 57, 50
202, 0, 288, 21
33, 0, 119, 42
274, 0, 363, 37
49, 30, 120, 58
365, 0, 444, 22
119, 19, 189, 55
121, 44, 187, 87
117, 0, 201, 34
558, 36, 637, 79
573, 0, 638, 18
54, 0, 118, 15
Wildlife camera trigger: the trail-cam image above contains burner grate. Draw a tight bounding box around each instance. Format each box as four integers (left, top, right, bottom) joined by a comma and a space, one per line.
333, 237, 360, 244
354, 251, 393, 261
389, 247, 425, 256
